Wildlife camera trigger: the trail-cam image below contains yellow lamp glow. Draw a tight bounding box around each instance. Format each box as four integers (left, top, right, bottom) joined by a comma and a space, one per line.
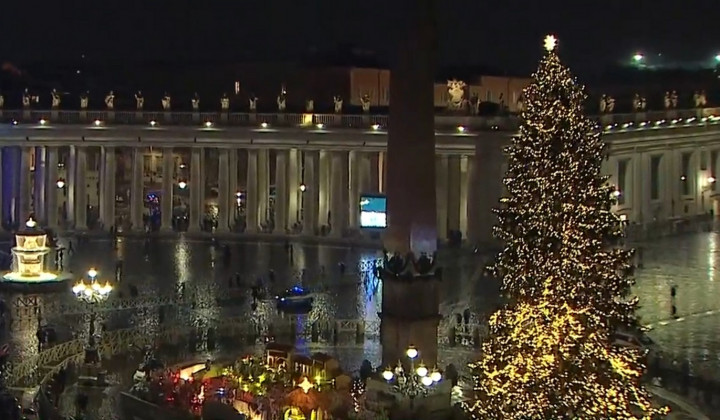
297, 377, 314, 394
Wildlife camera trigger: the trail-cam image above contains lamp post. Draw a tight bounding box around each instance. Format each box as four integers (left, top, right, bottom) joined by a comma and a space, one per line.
382, 346, 442, 410
72, 268, 112, 364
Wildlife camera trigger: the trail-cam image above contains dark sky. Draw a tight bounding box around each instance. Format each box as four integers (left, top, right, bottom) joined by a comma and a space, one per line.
2, 0, 718, 75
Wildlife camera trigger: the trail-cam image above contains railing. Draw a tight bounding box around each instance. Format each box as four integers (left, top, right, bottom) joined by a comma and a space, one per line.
2, 107, 720, 132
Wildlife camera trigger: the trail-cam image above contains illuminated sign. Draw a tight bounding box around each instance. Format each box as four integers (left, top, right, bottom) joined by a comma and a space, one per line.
359, 195, 387, 229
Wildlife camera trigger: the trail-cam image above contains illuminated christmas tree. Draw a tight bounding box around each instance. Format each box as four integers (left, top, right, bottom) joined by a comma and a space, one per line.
493, 34, 635, 330
465, 36, 667, 419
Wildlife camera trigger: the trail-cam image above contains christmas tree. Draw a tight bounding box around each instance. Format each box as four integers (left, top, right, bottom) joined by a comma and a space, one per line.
494, 34, 636, 330
464, 36, 667, 419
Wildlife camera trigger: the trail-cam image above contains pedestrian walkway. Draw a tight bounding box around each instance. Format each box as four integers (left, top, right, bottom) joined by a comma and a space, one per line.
645, 308, 720, 329
648, 385, 711, 420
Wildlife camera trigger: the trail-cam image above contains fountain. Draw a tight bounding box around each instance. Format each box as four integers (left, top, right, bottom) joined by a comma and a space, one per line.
1, 218, 68, 285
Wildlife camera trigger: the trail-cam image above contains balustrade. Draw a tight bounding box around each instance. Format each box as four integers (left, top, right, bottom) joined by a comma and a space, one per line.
2, 107, 719, 132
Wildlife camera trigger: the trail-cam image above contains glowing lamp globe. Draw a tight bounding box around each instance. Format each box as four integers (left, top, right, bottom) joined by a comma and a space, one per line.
178, 180, 187, 189
406, 346, 418, 360
382, 368, 394, 381
416, 364, 428, 377
421, 376, 433, 386
430, 369, 442, 382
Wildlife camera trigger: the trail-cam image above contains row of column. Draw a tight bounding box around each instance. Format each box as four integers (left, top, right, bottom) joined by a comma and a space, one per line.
609, 148, 719, 223
0, 145, 481, 241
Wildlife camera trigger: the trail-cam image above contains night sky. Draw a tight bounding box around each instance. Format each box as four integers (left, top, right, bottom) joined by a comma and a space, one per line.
1, 0, 719, 75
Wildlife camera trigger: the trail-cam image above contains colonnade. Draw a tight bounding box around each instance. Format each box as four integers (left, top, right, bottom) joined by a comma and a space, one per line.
606, 146, 720, 223
0, 146, 481, 241
2, 141, 717, 241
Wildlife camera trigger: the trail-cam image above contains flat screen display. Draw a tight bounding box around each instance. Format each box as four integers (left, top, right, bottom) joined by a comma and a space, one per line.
359, 195, 387, 228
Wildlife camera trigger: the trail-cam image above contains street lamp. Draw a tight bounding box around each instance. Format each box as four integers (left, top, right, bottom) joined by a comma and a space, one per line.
56, 178, 65, 189
633, 53, 644, 63
299, 184, 307, 192
178, 180, 187, 189
72, 269, 112, 364
382, 346, 442, 409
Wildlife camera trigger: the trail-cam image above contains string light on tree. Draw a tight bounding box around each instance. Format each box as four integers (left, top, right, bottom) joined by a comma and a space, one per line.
463, 35, 668, 419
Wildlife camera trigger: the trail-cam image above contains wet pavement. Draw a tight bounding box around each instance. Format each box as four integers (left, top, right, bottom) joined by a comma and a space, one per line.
0, 231, 719, 417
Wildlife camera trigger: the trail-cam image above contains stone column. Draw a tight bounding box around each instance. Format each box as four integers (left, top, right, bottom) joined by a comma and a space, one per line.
435, 155, 449, 241
161, 147, 174, 231
66, 146, 76, 227
189, 148, 202, 232
348, 150, 360, 230
465, 155, 476, 241
447, 155, 461, 233
274, 150, 289, 234
18, 147, 32, 223
100, 146, 117, 230
245, 149, 259, 233
632, 152, 645, 223
330, 151, 348, 237
318, 150, 331, 228
381, 0, 440, 369
287, 148, 300, 229
228, 149, 238, 230
130, 148, 144, 231
0, 149, 4, 226
33, 147, 47, 223
378, 151, 386, 193
45, 147, 59, 229
217, 149, 230, 232
74, 147, 88, 230
663, 151, 676, 218
469, 138, 505, 247
369, 153, 380, 193
302, 150, 319, 236
459, 155, 470, 239
359, 152, 372, 194
257, 149, 270, 228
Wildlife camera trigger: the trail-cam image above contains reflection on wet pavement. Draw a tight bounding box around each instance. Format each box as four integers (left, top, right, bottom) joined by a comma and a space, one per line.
1, 232, 719, 415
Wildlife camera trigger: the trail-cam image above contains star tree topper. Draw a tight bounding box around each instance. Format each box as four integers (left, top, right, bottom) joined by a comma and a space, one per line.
544, 34, 558, 52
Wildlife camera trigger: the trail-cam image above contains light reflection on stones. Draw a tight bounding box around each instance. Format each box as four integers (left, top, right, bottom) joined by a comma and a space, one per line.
3, 233, 720, 411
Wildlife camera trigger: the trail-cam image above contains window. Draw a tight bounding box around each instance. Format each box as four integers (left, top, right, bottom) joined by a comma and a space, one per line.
650, 156, 661, 200
701, 150, 708, 170
681, 152, 692, 196
617, 160, 628, 205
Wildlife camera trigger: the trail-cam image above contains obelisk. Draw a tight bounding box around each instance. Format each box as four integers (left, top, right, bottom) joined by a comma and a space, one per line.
380, 0, 441, 369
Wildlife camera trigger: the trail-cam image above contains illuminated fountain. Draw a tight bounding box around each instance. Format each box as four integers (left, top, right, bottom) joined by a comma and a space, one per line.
1, 218, 66, 284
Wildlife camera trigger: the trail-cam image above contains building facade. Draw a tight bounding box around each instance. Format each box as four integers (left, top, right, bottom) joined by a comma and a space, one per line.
0, 108, 718, 244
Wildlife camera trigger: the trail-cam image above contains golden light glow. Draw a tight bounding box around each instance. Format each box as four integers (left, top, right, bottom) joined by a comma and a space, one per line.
297, 377, 314, 394
463, 35, 667, 419
543, 34, 557, 52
